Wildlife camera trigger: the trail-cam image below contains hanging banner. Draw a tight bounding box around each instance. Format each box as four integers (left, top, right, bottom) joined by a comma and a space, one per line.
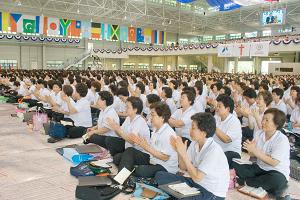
250, 41, 270, 57
218, 42, 270, 57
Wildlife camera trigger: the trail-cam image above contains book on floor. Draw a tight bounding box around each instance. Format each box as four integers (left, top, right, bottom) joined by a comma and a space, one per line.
238, 185, 268, 199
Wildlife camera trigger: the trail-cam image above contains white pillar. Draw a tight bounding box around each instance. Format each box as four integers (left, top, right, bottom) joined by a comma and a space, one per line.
42, 45, 46, 69
207, 55, 213, 72
234, 57, 239, 73
224, 58, 228, 73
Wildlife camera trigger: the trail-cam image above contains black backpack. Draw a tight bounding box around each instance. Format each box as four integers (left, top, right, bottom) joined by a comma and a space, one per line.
75, 185, 121, 200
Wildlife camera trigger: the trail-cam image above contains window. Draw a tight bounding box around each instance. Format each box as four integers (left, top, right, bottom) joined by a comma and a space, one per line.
179, 38, 189, 44
178, 64, 187, 70
165, 0, 177, 6
46, 61, 64, 69
229, 33, 242, 39
245, 31, 258, 38
215, 35, 226, 41
138, 63, 149, 69
123, 63, 135, 69
153, 64, 164, 70
203, 36, 213, 42
262, 30, 272, 37
181, 3, 191, 10
189, 65, 198, 70
0, 59, 17, 69
149, 0, 162, 3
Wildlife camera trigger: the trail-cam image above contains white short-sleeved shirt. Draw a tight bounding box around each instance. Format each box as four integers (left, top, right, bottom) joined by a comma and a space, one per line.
122, 115, 150, 153
86, 89, 98, 105
50, 91, 62, 105
187, 138, 230, 197
60, 98, 76, 118
112, 96, 126, 113
242, 102, 257, 127
256, 130, 290, 180
147, 89, 158, 95
271, 100, 287, 115
290, 107, 300, 134
38, 88, 51, 101
208, 91, 219, 100
139, 94, 148, 114
165, 98, 177, 114
97, 106, 120, 137
171, 106, 196, 140
172, 90, 181, 108
70, 97, 92, 127
213, 113, 242, 155
150, 123, 179, 174
193, 95, 205, 113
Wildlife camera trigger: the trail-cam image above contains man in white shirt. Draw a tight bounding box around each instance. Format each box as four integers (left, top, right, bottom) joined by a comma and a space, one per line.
214, 94, 242, 168
271, 88, 287, 115
290, 97, 300, 134
85, 91, 122, 156
155, 112, 229, 200
169, 91, 196, 145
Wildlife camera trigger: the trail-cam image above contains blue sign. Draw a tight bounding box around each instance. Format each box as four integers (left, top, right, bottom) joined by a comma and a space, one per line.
177, 0, 196, 3
206, 0, 241, 11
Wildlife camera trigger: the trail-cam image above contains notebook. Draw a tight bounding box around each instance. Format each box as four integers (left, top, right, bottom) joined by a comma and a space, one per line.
232, 158, 253, 165
75, 144, 104, 154
78, 176, 112, 187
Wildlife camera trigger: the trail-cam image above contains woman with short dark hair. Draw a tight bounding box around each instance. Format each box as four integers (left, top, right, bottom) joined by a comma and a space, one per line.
233, 108, 290, 197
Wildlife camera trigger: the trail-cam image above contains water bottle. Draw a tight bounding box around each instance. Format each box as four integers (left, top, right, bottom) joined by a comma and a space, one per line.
71, 154, 94, 165
287, 122, 293, 132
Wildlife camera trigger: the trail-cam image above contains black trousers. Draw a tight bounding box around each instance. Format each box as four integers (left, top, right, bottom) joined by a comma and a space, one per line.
88, 135, 125, 156
225, 151, 241, 169
63, 118, 88, 138
232, 163, 287, 196
113, 147, 167, 178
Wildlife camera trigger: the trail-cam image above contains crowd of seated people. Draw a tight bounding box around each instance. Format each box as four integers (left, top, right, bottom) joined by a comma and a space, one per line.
1, 69, 300, 199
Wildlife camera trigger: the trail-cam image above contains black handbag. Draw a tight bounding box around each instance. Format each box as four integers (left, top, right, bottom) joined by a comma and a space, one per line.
75, 185, 121, 200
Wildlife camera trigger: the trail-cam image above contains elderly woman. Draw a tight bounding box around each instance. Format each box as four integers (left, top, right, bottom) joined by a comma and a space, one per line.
233, 108, 290, 197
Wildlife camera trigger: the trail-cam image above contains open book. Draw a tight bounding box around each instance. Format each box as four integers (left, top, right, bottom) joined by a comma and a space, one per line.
232, 158, 253, 165
238, 185, 268, 199
168, 182, 200, 196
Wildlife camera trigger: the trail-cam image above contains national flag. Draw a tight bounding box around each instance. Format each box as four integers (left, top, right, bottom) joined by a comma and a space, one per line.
120, 26, 128, 41
47, 17, 60, 36
101, 23, 111, 40
110, 25, 120, 41
136, 28, 144, 43
81, 21, 91, 38
128, 27, 136, 42
91, 22, 101, 39
158, 31, 166, 44
21, 15, 37, 33
0, 12, 10, 32
152, 30, 158, 44
43, 16, 48, 35
10, 13, 22, 33
144, 28, 152, 44
23, 19, 36, 33
35, 15, 44, 35
60, 19, 71, 36
69, 20, 81, 37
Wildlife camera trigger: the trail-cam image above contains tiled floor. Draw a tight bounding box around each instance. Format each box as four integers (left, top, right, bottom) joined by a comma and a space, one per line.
0, 103, 300, 200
